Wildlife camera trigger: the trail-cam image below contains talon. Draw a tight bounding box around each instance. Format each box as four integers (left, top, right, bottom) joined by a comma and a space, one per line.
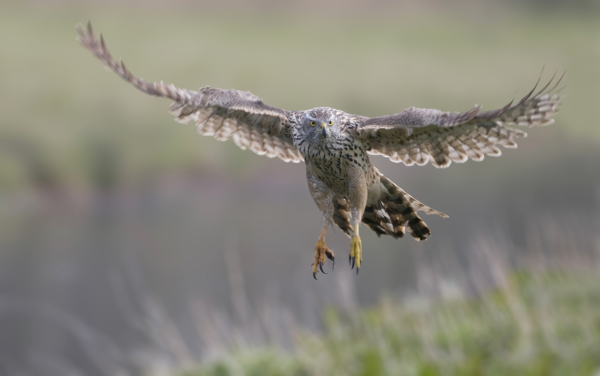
350, 235, 362, 271
313, 236, 334, 279
332, 258, 335, 272
349, 254, 351, 266
325, 249, 334, 261
313, 272, 318, 280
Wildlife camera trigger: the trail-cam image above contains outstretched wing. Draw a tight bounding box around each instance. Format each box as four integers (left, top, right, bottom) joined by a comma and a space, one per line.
76, 22, 302, 163
358, 73, 564, 168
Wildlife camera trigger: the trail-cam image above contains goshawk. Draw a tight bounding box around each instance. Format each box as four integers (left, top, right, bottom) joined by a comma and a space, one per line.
77, 22, 563, 279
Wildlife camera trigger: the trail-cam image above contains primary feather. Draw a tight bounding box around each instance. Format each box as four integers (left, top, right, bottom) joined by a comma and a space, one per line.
77, 22, 564, 277
76, 22, 303, 163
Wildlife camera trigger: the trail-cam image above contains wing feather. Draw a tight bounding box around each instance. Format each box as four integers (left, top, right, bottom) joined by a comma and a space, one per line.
357, 73, 563, 168
77, 22, 302, 163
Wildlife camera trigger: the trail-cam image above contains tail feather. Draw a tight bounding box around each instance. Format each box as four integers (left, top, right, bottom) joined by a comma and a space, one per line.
363, 176, 447, 241
332, 198, 353, 236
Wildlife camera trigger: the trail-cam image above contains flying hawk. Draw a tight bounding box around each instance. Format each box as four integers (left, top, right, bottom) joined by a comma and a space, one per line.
76, 22, 563, 279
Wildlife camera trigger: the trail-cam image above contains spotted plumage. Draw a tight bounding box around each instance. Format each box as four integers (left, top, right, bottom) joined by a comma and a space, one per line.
77, 22, 564, 279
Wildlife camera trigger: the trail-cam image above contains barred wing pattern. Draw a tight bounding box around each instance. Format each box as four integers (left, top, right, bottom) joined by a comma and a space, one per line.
359, 74, 564, 168
169, 91, 303, 163
76, 22, 302, 163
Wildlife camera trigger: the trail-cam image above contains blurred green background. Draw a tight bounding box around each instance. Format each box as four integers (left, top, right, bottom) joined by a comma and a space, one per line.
1, 0, 599, 375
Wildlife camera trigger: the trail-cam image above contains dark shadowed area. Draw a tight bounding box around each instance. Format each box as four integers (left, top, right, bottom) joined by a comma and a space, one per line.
0, 0, 599, 375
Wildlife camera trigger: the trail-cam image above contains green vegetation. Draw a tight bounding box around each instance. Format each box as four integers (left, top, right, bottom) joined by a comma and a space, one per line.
184, 271, 600, 375
1, 6, 598, 374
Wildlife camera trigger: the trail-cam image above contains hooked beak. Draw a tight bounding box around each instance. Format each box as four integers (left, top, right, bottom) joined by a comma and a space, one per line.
321, 123, 327, 137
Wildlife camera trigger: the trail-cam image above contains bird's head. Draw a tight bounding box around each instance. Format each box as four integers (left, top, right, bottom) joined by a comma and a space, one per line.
303, 107, 340, 140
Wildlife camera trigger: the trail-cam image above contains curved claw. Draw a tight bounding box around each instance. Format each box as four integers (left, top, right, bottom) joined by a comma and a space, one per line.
313, 272, 318, 280
349, 235, 362, 272
319, 262, 327, 274
349, 254, 351, 266
356, 267, 360, 275
332, 258, 335, 272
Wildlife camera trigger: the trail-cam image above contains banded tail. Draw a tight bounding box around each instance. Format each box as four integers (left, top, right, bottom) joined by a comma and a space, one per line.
362, 176, 447, 241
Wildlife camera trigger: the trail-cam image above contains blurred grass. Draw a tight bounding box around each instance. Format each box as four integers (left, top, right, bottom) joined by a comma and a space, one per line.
1, 4, 599, 190
1, 5, 599, 374
183, 270, 600, 376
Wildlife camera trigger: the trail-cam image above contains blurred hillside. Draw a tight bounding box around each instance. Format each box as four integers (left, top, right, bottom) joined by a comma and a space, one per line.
0, 1, 599, 375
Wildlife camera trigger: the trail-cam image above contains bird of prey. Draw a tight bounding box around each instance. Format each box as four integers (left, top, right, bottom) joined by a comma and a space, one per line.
76, 22, 563, 279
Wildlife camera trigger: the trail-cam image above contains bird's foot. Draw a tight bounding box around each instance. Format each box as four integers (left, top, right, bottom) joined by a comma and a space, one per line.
312, 239, 334, 280
349, 235, 362, 274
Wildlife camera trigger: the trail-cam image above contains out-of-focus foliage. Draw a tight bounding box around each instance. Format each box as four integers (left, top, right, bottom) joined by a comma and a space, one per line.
184, 271, 600, 376
1, 2, 599, 375
182, 351, 306, 376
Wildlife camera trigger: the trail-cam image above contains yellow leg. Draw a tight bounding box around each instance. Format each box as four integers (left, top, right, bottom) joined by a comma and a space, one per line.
312, 227, 335, 280
349, 235, 362, 274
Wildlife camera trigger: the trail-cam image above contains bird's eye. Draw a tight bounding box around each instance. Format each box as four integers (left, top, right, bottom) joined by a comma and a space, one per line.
310, 121, 316, 127
328, 121, 333, 126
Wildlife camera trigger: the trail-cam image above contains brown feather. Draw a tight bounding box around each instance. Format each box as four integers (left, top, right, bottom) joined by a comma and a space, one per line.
358, 73, 563, 168
362, 176, 447, 241
76, 22, 302, 163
